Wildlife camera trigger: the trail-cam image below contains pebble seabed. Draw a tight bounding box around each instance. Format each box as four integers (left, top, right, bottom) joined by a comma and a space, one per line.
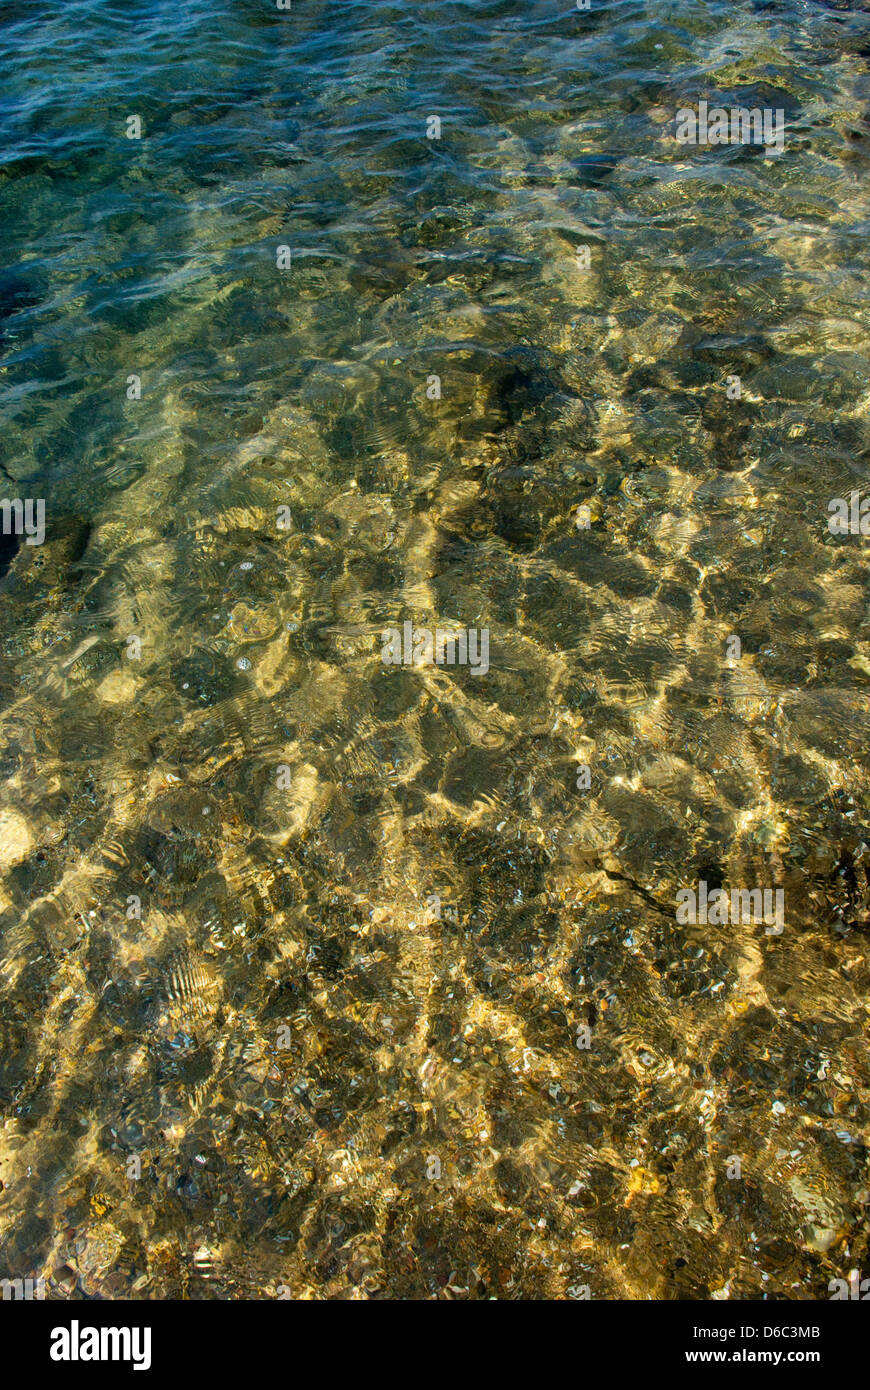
0, 0, 870, 1300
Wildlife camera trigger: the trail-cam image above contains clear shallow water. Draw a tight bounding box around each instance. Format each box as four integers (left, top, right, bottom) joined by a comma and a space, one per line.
1, 0, 870, 1299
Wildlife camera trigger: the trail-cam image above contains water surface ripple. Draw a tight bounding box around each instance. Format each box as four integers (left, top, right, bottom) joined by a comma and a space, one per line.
1, 0, 870, 1299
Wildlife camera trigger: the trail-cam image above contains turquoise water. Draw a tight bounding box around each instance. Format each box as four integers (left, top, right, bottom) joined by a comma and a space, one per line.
1, 0, 870, 1299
